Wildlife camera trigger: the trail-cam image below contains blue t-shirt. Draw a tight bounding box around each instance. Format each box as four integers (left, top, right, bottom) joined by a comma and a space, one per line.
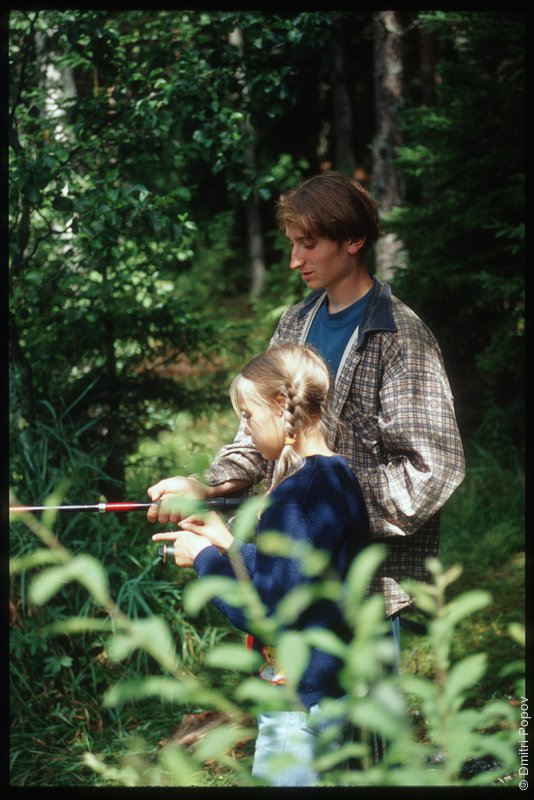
306, 291, 371, 378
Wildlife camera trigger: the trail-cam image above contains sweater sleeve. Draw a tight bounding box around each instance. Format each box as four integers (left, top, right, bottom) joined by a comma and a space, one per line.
193, 542, 257, 631
191, 503, 313, 633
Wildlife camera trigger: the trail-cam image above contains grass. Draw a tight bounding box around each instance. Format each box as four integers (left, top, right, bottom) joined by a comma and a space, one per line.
401, 438, 525, 710
9, 407, 524, 787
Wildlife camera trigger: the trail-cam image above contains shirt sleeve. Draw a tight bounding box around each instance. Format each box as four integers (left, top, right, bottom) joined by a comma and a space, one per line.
203, 415, 268, 488
358, 343, 465, 538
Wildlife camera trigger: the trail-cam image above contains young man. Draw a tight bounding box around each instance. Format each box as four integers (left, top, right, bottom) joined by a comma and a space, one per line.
148, 170, 465, 623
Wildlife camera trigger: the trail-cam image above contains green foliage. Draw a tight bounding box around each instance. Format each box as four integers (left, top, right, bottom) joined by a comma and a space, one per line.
11, 8, 524, 493
9, 9, 525, 788
8, 9, 342, 491
9, 402, 244, 786
10, 406, 524, 786
386, 11, 524, 442
10, 400, 525, 787
10, 504, 522, 786
440, 439, 524, 579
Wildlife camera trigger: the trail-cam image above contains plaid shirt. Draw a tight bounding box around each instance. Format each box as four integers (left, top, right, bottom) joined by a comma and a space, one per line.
205, 276, 465, 617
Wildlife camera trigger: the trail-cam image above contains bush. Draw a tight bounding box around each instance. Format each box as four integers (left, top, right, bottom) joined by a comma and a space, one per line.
10, 500, 523, 786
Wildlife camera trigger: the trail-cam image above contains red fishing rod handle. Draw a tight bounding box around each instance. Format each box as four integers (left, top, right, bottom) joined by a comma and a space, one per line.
100, 502, 153, 512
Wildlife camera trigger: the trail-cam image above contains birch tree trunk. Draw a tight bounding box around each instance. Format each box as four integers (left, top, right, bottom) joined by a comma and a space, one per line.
246, 184, 266, 298
9, 23, 71, 471
371, 11, 406, 281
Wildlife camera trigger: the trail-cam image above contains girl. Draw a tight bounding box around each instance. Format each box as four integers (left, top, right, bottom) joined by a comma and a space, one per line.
152, 343, 369, 786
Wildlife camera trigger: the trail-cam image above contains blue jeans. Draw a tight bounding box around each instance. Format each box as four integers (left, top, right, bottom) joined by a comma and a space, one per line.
252, 701, 350, 786
251, 617, 401, 787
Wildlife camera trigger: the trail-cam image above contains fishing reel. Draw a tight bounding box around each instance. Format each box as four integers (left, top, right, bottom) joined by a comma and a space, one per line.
158, 544, 175, 564
155, 494, 245, 565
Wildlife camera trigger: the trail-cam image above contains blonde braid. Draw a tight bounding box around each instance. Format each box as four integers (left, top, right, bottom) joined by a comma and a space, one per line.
282, 383, 299, 444
271, 378, 306, 490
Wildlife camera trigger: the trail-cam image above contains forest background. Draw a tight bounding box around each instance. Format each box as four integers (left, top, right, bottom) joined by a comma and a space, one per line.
9, 9, 525, 788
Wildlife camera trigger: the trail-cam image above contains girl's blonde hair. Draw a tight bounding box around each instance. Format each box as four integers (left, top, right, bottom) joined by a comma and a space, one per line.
230, 344, 336, 490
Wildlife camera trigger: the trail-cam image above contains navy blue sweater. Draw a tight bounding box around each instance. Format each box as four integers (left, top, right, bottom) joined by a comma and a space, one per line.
193, 454, 369, 709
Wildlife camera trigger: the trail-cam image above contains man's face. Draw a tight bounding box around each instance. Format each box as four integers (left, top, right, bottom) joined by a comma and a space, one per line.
284, 224, 355, 294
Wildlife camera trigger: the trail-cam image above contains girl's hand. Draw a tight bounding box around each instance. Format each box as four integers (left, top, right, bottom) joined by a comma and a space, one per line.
152, 530, 211, 568
180, 511, 234, 552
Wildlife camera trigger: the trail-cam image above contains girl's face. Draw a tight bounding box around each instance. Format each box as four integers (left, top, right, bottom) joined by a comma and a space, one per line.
239, 383, 285, 461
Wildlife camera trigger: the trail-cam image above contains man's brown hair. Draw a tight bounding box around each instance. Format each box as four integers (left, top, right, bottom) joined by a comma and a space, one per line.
275, 170, 382, 256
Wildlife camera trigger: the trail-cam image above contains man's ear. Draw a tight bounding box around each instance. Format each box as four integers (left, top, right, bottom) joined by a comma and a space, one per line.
347, 236, 366, 255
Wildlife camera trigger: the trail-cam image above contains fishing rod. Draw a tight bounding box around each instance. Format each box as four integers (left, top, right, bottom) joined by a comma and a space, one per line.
10, 498, 246, 566
10, 497, 243, 514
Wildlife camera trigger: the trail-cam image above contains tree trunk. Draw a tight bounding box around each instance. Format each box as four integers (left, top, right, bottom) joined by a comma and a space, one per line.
9, 313, 38, 480
331, 20, 356, 176
9, 33, 38, 470
229, 27, 266, 298
247, 187, 266, 297
371, 11, 406, 280
419, 27, 437, 106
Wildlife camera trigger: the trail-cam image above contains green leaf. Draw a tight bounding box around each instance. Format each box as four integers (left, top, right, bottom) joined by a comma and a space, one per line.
507, 622, 525, 648
104, 676, 200, 706
204, 643, 262, 672
441, 589, 492, 629
258, 532, 330, 576
232, 496, 265, 543
166, 495, 204, 518
234, 677, 290, 710
274, 580, 341, 628
28, 564, 75, 605
350, 594, 388, 640
107, 617, 179, 673
344, 544, 387, 611
349, 682, 408, 739
444, 653, 487, 708
194, 724, 254, 762
401, 580, 439, 616
105, 634, 134, 663
277, 630, 310, 688
69, 554, 110, 606
301, 627, 347, 660
158, 744, 199, 786
10, 549, 65, 575
44, 616, 113, 635
400, 674, 439, 705
183, 575, 247, 616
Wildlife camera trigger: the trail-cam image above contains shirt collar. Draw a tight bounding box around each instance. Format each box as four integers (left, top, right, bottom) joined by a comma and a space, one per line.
298, 276, 396, 341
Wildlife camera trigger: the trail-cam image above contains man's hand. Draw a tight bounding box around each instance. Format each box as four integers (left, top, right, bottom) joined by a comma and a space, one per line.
146, 476, 206, 524
147, 476, 250, 524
